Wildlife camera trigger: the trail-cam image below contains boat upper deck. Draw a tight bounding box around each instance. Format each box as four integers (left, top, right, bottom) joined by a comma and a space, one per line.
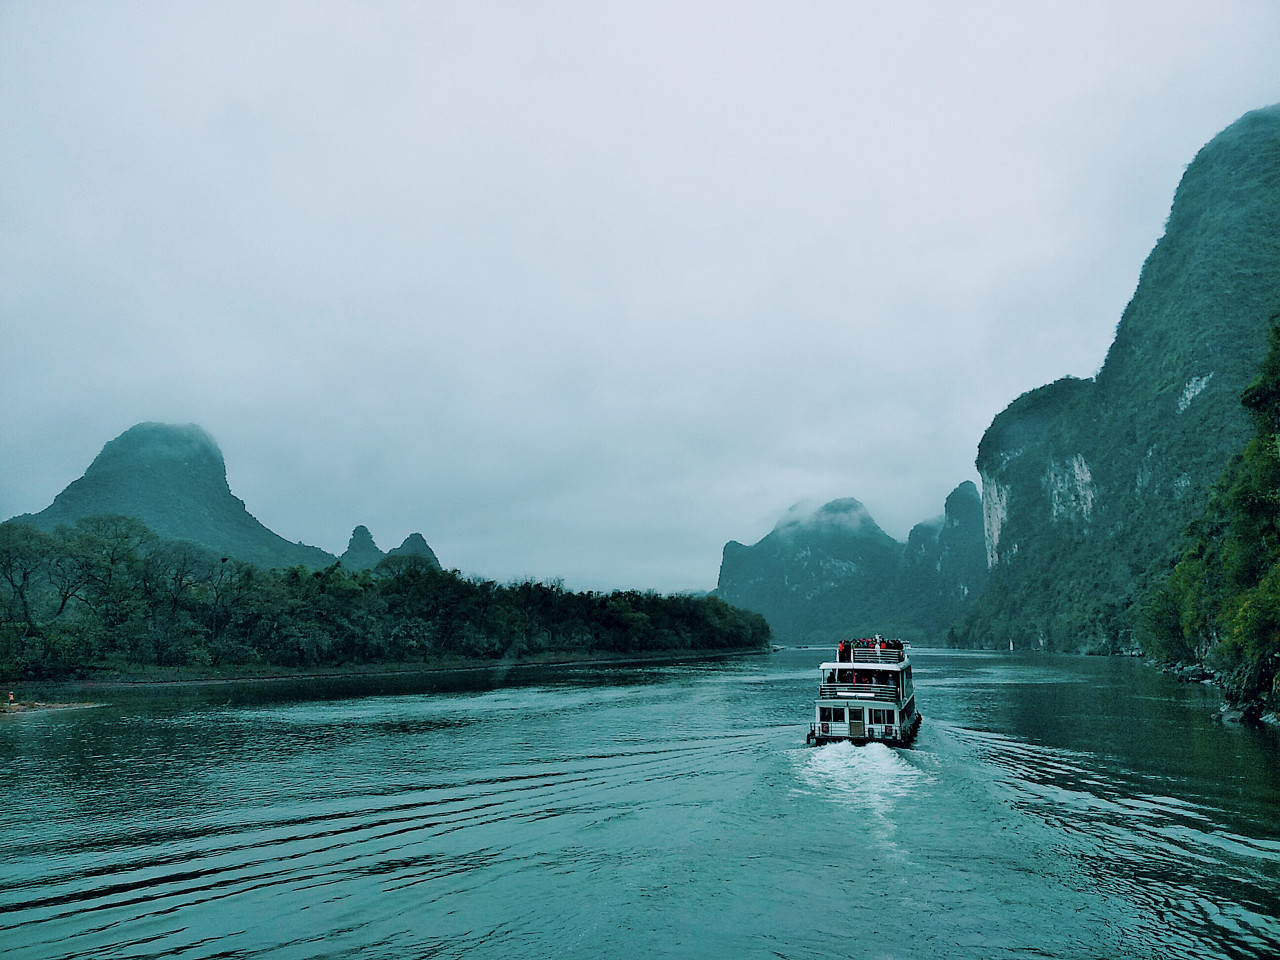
832, 646, 906, 664
818, 682, 902, 702
818, 642, 912, 704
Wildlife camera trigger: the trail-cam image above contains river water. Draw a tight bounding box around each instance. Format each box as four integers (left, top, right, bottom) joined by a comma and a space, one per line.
2, 649, 1278, 960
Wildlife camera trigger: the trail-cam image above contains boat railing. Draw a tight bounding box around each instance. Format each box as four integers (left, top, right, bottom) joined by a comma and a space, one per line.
837, 648, 904, 664
819, 682, 899, 702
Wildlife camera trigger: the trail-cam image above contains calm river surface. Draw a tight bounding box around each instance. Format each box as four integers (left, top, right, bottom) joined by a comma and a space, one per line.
2, 649, 1279, 959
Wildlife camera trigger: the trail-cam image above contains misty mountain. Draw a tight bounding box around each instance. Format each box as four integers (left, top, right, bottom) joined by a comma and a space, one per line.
716, 482, 987, 643
956, 104, 1280, 651
340, 526, 441, 571
388, 533, 441, 566
9, 422, 440, 573
340, 525, 384, 570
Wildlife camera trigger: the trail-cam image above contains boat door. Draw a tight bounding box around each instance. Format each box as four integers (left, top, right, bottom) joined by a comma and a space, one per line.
847, 706, 865, 739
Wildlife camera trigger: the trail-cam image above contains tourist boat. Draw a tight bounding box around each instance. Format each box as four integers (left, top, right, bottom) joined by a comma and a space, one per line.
806, 636, 922, 747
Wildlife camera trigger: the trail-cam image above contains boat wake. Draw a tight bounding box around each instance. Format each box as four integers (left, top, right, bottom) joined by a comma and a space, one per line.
791, 741, 928, 813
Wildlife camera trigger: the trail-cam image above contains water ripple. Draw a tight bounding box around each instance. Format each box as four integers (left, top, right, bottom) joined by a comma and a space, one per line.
2, 654, 1278, 960
950, 726, 1280, 959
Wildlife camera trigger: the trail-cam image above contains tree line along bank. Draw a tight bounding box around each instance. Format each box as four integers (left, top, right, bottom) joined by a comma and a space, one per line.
0, 518, 771, 680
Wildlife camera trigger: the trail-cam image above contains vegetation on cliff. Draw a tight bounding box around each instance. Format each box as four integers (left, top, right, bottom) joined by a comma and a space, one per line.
0, 517, 770, 680
1142, 314, 1280, 716
954, 104, 1280, 654
717, 483, 988, 644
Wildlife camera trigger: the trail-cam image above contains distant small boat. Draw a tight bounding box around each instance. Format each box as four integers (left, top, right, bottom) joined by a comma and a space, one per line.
806, 636, 922, 747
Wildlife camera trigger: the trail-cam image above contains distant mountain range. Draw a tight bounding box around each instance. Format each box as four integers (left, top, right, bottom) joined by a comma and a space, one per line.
716, 482, 987, 644
12, 105, 1278, 656
9, 422, 439, 572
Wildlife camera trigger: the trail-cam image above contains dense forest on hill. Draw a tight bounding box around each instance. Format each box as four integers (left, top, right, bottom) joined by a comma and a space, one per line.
1141, 314, 1280, 717
0, 517, 770, 680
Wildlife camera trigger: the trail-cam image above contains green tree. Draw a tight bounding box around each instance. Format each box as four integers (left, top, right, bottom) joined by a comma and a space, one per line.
0, 523, 54, 637
1144, 311, 1280, 712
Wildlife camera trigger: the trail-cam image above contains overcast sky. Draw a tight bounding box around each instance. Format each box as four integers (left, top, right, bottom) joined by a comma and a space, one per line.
3, 2, 1280, 592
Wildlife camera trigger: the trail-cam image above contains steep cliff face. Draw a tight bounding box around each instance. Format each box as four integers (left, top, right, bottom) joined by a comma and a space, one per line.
717, 483, 987, 643
899, 481, 989, 637
962, 105, 1280, 650
976, 376, 1094, 569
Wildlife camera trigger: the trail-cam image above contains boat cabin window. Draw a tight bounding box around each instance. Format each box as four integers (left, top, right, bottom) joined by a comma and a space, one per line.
870, 708, 895, 725
819, 706, 847, 722
846, 708, 863, 722
836, 669, 853, 683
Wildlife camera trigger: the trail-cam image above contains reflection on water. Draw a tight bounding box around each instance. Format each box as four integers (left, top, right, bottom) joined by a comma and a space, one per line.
1, 650, 1278, 959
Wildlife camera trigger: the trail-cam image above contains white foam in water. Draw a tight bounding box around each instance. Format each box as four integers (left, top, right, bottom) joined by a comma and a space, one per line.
792, 741, 926, 818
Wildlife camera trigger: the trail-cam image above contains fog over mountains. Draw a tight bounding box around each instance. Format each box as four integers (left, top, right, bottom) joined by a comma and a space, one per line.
717, 483, 987, 644
7, 6, 1280, 595
11, 422, 438, 573
8, 99, 1280, 656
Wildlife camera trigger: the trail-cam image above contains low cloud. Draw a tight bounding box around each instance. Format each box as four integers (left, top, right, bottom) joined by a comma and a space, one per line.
3, 2, 1280, 591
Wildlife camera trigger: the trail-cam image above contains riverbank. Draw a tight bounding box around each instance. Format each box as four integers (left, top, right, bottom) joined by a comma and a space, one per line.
1146, 657, 1280, 727
4, 700, 103, 715
2, 646, 769, 698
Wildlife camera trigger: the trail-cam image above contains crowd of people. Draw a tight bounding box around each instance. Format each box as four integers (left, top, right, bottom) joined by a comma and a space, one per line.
835, 636, 904, 661
824, 667, 898, 688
